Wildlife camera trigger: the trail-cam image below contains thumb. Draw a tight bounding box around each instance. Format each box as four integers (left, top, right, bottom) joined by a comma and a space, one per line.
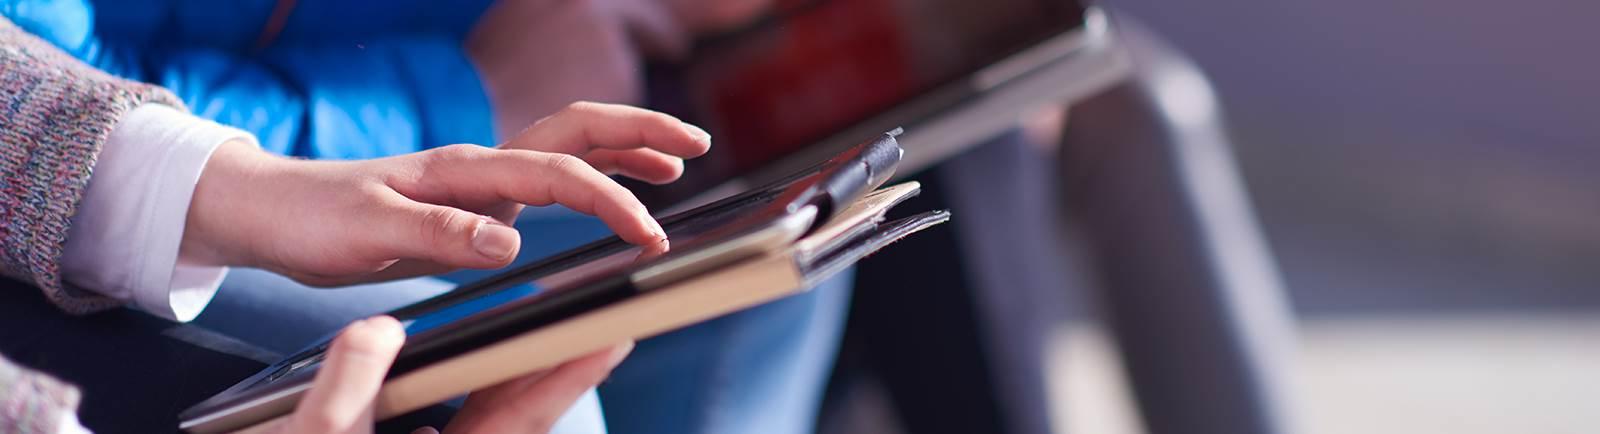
385, 202, 522, 269
288, 316, 406, 433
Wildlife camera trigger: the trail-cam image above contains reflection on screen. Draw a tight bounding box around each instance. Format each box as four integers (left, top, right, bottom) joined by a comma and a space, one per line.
401, 283, 540, 335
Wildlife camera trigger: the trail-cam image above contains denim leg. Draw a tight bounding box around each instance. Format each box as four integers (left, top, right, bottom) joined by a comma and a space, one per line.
600, 271, 853, 434
193, 268, 608, 434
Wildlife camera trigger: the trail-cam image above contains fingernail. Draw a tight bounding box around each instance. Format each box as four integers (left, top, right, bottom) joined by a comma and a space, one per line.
681, 122, 711, 144
473, 221, 520, 261
645, 217, 667, 242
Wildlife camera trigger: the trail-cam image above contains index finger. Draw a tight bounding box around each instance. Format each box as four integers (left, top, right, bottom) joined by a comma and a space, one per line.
407, 146, 666, 245
510, 102, 711, 158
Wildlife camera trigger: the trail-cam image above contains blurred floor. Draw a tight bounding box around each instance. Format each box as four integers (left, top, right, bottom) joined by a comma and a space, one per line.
1047, 315, 1600, 434
830, 314, 1600, 433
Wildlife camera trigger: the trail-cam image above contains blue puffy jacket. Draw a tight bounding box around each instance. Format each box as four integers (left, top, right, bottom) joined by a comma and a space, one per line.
2, 0, 498, 159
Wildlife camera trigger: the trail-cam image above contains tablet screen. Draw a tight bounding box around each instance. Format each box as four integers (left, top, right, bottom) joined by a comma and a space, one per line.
640, 0, 1085, 203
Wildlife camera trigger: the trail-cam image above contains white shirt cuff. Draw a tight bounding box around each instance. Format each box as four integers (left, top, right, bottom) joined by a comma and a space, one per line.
56, 410, 92, 434
61, 104, 258, 322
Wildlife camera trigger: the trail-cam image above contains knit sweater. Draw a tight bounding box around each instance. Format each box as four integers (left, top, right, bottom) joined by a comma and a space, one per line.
0, 16, 183, 433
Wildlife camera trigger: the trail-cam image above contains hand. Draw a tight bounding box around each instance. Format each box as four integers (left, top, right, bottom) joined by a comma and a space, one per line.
267, 316, 632, 434
179, 103, 710, 286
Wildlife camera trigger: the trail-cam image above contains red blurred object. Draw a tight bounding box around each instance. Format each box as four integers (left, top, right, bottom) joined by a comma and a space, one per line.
700, 0, 915, 172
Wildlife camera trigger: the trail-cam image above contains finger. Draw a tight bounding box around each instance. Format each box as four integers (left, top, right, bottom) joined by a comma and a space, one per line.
290, 316, 406, 433
451, 343, 634, 433
516, 342, 632, 402
382, 201, 522, 269
514, 102, 710, 158
504, 343, 634, 426
583, 148, 685, 185
413, 146, 665, 244
410, 428, 439, 434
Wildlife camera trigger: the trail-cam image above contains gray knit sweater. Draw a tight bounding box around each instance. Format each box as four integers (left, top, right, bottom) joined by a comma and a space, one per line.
0, 16, 185, 434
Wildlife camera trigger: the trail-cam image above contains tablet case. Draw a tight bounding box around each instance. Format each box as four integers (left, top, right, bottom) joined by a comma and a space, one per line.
221, 182, 945, 434
355, 183, 945, 428
185, 130, 947, 433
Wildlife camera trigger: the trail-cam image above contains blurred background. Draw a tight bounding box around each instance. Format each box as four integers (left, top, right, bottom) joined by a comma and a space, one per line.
1115, 0, 1600, 316
1104, 0, 1598, 431
910, 1, 1600, 433
9, 0, 1595, 432
818, 1, 1600, 433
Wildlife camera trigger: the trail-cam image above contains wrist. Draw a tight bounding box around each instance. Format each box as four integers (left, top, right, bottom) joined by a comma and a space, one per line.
180, 139, 282, 268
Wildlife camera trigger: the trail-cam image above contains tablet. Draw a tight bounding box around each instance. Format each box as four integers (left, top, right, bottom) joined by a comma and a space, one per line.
178, 130, 905, 433
636, 0, 1124, 209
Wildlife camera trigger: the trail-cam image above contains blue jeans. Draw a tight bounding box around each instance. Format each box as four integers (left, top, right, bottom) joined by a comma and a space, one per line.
194, 207, 852, 434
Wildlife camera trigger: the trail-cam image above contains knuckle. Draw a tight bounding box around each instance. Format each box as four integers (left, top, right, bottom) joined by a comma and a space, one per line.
354, 182, 397, 205
425, 143, 482, 164
542, 152, 588, 175
417, 207, 466, 247
644, 110, 680, 129
563, 101, 602, 115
